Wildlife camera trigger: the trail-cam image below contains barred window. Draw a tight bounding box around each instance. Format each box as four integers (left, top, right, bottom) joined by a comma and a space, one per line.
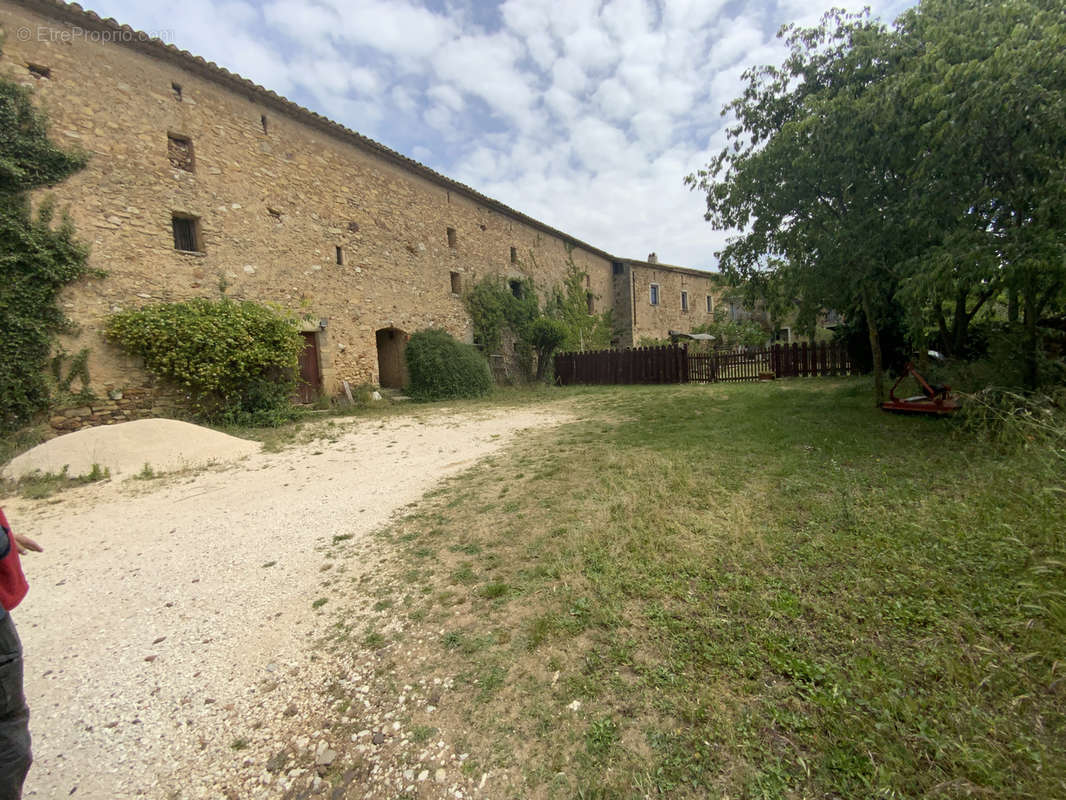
171, 214, 202, 252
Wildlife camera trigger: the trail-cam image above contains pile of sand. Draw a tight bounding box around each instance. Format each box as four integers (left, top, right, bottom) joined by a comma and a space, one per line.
2, 418, 260, 480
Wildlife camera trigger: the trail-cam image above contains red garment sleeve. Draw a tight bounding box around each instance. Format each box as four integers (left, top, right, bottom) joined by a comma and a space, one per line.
0, 509, 30, 611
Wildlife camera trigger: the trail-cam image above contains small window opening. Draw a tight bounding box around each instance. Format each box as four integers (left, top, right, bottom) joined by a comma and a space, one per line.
510, 246, 517, 263
586, 292, 594, 314
27, 64, 50, 79
171, 214, 202, 252
261, 114, 268, 133
681, 291, 689, 312
706, 295, 713, 313
447, 227, 457, 248
612, 261, 624, 276
450, 271, 462, 294
650, 284, 660, 306
167, 134, 195, 172
509, 279, 523, 299
335, 246, 344, 266
171, 82, 183, 101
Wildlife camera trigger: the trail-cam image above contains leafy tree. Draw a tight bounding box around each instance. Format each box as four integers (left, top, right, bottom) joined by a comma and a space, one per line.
893, 0, 1066, 386
687, 9, 912, 402
528, 317, 567, 381
543, 253, 613, 353
689, 0, 1066, 396
464, 258, 613, 382
1, 55, 91, 431
691, 309, 769, 349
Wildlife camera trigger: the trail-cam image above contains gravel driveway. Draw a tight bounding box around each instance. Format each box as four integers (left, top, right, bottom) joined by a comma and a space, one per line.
2, 405, 568, 799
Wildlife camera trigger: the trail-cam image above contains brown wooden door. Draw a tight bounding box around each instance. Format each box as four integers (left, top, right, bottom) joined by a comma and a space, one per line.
375, 327, 408, 389
297, 331, 321, 403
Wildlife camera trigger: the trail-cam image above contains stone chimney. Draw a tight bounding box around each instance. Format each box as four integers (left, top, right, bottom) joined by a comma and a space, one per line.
647, 252, 658, 264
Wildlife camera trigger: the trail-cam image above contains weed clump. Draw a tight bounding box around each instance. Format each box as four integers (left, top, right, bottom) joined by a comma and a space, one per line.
404, 329, 492, 401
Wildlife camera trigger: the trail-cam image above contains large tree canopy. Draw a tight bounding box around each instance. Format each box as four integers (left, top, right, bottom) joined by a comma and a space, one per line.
688, 0, 1066, 395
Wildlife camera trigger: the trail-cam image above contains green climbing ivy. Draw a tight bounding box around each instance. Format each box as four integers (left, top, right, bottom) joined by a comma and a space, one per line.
1, 56, 92, 432
463, 249, 614, 381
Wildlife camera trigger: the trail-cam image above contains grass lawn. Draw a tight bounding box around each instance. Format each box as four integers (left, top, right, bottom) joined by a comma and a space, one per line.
350, 378, 1064, 798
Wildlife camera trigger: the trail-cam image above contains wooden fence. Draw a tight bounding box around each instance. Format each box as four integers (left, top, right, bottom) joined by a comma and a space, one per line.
553, 345, 688, 386
554, 341, 852, 386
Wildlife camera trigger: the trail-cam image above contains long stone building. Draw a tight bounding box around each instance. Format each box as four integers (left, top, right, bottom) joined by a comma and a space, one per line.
1, 0, 722, 419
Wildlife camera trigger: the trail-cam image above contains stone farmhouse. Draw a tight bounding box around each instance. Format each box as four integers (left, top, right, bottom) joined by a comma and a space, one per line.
1, 0, 722, 422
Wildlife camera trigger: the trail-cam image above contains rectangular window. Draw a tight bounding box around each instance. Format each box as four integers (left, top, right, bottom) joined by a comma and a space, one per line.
681, 291, 689, 312
649, 284, 660, 306
171, 214, 202, 252
261, 114, 268, 133
509, 279, 523, 299
167, 134, 195, 172
27, 64, 50, 79
510, 246, 517, 263
586, 292, 594, 314
450, 271, 462, 294
706, 295, 713, 313
612, 261, 624, 275
171, 82, 182, 101
447, 227, 457, 248
335, 246, 344, 266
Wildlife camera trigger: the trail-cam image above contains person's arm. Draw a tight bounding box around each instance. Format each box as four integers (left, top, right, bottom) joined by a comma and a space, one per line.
14, 535, 42, 555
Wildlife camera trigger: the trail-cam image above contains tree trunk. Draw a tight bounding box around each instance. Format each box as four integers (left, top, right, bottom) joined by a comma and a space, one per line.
936, 305, 951, 354
535, 348, 550, 382
861, 286, 884, 405
952, 288, 969, 355
1022, 274, 1039, 390
1007, 285, 1019, 324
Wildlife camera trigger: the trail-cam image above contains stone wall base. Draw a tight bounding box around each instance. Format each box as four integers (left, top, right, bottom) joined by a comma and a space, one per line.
48, 386, 184, 435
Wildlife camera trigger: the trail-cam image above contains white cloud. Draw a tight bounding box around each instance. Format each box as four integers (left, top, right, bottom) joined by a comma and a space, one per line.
432, 32, 536, 124
551, 58, 588, 95
391, 85, 418, 114
427, 84, 465, 112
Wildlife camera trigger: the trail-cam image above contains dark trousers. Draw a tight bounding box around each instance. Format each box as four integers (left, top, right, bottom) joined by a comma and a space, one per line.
0, 610, 30, 800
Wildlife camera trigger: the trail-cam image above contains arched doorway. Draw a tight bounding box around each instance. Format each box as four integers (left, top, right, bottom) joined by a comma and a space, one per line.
375, 327, 408, 389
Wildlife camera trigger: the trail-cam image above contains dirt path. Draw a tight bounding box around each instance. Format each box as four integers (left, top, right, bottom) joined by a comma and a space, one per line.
1, 405, 570, 799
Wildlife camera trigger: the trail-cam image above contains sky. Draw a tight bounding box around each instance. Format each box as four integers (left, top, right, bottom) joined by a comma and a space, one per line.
84, 0, 916, 270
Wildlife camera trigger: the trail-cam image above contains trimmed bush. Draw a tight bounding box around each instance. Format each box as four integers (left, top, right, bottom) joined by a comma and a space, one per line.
404, 328, 493, 401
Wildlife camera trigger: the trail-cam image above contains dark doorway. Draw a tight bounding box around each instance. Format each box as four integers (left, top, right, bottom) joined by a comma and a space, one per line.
297, 331, 321, 403
376, 327, 408, 389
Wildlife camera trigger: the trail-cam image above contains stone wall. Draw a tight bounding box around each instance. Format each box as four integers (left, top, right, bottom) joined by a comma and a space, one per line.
47, 386, 181, 434
0, 0, 722, 434
627, 260, 722, 343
